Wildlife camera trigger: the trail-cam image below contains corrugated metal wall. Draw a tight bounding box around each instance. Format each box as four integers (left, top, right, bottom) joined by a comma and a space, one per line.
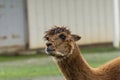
0, 0, 26, 49
27, 0, 115, 49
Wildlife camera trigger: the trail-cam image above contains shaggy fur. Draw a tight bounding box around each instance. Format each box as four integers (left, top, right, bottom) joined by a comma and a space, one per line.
44, 26, 120, 80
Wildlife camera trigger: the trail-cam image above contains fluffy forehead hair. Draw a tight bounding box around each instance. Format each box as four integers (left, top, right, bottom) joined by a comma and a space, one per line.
44, 26, 71, 37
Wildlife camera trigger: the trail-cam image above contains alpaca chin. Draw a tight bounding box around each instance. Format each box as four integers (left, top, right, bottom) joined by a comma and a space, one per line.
45, 48, 65, 58
56, 52, 65, 56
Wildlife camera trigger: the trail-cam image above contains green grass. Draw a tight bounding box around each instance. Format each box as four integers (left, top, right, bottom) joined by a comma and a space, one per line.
0, 54, 46, 62
0, 55, 61, 79
0, 65, 60, 78
80, 46, 120, 53
0, 46, 119, 79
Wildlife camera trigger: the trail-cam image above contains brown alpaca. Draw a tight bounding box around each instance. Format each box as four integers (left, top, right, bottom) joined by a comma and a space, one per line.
44, 26, 120, 80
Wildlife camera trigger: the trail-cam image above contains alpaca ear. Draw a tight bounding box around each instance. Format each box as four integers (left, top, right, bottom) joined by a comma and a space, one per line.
71, 34, 81, 41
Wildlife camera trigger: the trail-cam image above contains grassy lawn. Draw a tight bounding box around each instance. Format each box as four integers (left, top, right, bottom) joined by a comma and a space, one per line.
0, 55, 61, 79
0, 46, 119, 79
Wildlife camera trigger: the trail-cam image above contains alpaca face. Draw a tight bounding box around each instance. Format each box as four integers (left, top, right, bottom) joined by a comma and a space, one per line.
44, 26, 81, 58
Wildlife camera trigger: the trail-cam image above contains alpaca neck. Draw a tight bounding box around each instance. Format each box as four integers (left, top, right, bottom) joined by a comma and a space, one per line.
56, 44, 93, 80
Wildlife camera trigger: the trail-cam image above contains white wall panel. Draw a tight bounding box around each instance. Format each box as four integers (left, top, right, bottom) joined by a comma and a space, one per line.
27, 0, 114, 48
0, 0, 26, 49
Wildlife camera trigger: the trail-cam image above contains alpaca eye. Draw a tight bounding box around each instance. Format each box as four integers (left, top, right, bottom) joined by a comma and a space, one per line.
45, 37, 49, 40
59, 34, 66, 40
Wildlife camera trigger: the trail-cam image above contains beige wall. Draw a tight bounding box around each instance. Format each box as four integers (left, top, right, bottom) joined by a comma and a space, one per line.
27, 0, 115, 49
0, 0, 26, 49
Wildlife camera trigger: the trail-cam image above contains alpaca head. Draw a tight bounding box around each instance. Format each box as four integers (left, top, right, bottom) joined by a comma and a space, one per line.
44, 26, 81, 59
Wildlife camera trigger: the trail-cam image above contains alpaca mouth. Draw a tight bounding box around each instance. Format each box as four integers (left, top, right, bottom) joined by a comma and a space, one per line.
46, 48, 55, 54
46, 48, 66, 58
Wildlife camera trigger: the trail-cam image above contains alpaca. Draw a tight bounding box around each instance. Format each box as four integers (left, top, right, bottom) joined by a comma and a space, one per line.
44, 26, 120, 80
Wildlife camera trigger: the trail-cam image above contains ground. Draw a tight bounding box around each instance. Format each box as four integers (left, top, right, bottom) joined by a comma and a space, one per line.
0, 47, 120, 80
0, 76, 63, 80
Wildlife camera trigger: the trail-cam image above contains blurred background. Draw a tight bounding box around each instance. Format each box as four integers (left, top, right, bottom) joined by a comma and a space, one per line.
0, 0, 120, 80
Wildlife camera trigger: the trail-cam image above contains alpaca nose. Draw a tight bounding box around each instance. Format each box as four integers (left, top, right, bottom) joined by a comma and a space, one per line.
46, 42, 52, 47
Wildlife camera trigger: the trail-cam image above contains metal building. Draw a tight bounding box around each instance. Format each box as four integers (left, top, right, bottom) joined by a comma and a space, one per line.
0, 0, 119, 52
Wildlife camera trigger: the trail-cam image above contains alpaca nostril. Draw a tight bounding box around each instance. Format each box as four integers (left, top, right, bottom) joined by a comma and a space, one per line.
46, 43, 52, 47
